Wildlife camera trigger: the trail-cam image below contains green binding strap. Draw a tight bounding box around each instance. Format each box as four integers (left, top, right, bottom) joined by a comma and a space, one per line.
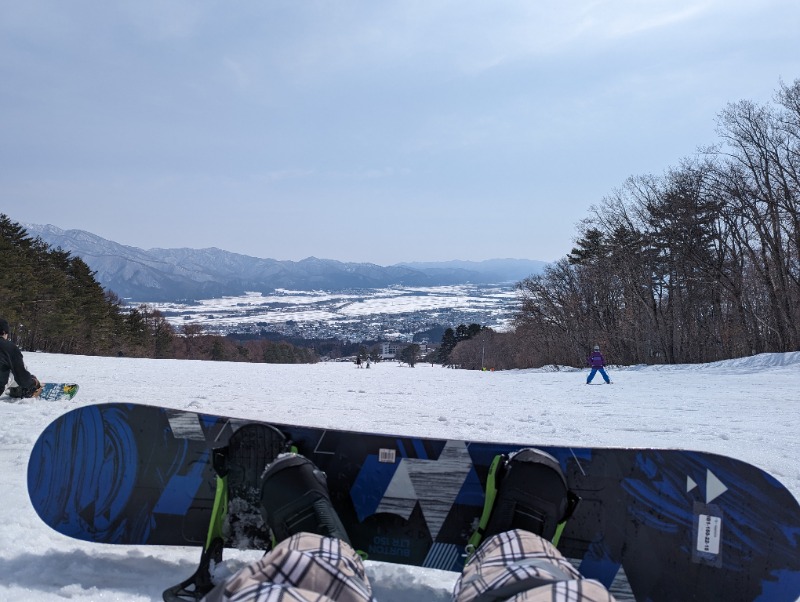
466, 454, 574, 557
467, 454, 503, 554
205, 475, 228, 551
162, 475, 230, 600
552, 520, 567, 547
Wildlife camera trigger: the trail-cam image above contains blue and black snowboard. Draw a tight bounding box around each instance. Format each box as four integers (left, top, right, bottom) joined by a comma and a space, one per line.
27, 402, 800, 601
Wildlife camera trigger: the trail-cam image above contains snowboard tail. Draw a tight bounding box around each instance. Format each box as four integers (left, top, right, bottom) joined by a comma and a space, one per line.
27, 402, 800, 602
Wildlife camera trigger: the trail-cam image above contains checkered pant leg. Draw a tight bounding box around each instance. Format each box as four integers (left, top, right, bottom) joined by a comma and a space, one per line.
453, 529, 616, 602
202, 533, 374, 602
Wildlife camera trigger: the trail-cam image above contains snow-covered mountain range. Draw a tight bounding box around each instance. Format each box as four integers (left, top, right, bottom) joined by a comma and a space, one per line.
24, 223, 547, 301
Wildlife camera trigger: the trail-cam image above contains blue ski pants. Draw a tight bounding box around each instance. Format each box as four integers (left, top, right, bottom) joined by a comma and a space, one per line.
587, 367, 610, 384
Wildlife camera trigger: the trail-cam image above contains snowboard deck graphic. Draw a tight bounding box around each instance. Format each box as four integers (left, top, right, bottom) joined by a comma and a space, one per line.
27, 402, 800, 602
37, 383, 79, 401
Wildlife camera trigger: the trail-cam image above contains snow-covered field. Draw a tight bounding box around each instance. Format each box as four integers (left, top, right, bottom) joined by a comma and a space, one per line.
147, 285, 518, 332
2, 351, 799, 601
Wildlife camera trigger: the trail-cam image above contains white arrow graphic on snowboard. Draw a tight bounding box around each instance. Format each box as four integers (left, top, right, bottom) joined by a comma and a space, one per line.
706, 469, 728, 503
687, 470, 728, 503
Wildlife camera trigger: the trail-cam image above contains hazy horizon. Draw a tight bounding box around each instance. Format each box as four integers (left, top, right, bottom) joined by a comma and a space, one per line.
22, 220, 551, 266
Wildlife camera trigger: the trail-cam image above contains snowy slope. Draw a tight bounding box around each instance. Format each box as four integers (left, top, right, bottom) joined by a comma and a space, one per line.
2, 352, 799, 601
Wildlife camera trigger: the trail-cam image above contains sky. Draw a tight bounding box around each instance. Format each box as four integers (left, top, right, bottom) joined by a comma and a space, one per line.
2, 1, 799, 265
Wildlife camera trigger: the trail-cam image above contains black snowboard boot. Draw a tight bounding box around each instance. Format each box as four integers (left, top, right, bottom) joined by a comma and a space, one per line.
483, 448, 579, 542
260, 453, 351, 545
7, 378, 42, 398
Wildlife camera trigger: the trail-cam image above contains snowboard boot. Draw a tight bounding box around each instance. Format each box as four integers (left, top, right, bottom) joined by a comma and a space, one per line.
260, 453, 351, 546
7, 378, 43, 398
472, 448, 579, 551
213, 423, 290, 548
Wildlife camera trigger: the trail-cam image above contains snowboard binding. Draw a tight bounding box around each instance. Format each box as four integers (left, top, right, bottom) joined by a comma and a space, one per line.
215, 423, 290, 550
163, 423, 291, 602
467, 448, 580, 556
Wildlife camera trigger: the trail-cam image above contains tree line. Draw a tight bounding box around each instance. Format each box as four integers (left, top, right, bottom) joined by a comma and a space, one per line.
460, 79, 800, 368
0, 215, 316, 364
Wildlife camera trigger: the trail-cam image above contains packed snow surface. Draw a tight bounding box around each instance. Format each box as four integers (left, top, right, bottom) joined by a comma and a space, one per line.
2, 351, 799, 601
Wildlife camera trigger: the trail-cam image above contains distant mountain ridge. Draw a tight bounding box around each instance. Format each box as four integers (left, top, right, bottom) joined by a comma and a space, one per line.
23, 223, 547, 302
398, 259, 549, 283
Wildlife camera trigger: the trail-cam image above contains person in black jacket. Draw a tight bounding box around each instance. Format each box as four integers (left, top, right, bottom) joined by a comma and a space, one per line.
0, 318, 41, 398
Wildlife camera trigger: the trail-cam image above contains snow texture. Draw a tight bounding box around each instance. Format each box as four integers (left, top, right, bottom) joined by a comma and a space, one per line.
1, 351, 799, 601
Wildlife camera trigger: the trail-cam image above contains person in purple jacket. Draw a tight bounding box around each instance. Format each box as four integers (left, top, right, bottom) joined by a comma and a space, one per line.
587, 344, 611, 384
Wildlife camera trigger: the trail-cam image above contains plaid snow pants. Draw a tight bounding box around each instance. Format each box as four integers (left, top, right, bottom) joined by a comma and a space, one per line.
454, 529, 616, 602
203, 530, 615, 602
201, 533, 373, 602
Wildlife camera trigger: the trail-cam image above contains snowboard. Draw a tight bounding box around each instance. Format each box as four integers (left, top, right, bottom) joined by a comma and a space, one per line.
3, 382, 79, 401
27, 402, 800, 602
37, 383, 80, 401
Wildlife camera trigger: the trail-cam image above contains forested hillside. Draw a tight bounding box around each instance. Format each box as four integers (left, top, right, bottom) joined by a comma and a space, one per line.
0, 215, 122, 355
458, 79, 800, 369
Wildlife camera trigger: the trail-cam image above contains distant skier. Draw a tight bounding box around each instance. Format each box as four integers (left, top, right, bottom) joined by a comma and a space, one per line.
0, 318, 42, 398
586, 344, 611, 384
